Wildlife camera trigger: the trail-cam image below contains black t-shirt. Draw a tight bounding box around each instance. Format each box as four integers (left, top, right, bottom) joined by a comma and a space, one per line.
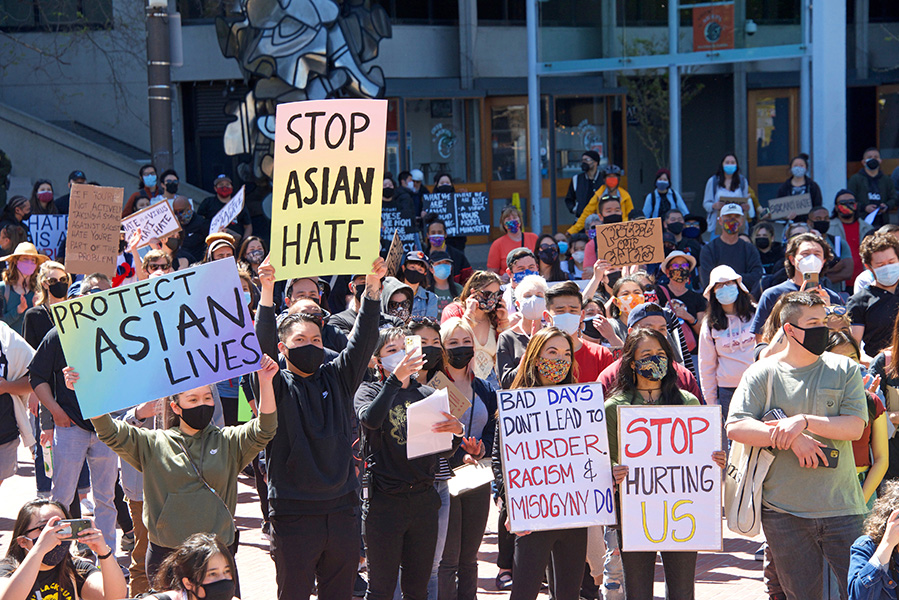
29, 328, 93, 432
180, 212, 210, 261
0, 339, 17, 445
848, 285, 899, 355
657, 285, 708, 319
23, 305, 54, 350
758, 242, 785, 275
0, 557, 98, 600
197, 196, 251, 232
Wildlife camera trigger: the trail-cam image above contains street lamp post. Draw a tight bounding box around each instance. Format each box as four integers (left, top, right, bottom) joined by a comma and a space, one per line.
146, 0, 174, 173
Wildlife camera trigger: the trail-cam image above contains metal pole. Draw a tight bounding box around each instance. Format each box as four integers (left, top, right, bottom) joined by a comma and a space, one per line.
526, 0, 542, 234
799, 0, 811, 155
146, 0, 174, 173
668, 0, 681, 192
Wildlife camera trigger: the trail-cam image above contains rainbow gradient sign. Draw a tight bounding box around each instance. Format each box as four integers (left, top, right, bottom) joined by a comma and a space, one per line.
52, 259, 262, 417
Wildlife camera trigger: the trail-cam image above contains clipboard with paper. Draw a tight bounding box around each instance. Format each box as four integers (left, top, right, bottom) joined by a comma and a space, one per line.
406, 388, 454, 459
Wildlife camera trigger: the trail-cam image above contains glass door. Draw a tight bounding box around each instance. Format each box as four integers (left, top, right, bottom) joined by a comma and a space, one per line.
747, 88, 799, 207
487, 97, 531, 238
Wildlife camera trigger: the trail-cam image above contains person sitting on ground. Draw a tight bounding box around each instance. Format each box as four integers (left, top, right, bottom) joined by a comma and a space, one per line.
140, 533, 239, 600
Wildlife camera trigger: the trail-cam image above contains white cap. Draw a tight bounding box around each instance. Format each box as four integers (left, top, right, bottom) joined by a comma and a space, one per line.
410, 169, 424, 182
703, 265, 750, 299
720, 203, 744, 217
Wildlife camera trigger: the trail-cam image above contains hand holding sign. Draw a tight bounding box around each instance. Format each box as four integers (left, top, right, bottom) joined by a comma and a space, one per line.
594, 218, 664, 268
365, 256, 387, 298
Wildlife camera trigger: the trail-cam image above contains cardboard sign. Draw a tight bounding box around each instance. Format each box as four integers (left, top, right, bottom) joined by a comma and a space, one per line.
766, 193, 812, 220
594, 217, 664, 267
427, 371, 471, 419
121, 199, 181, 248
209, 186, 246, 235
65, 184, 123, 277
499, 383, 616, 533
424, 192, 490, 237
385, 230, 404, 278
30, 214, 68, 261
271, 99, 387, 280
618, 405, 722, 552
53, 258, 262, 418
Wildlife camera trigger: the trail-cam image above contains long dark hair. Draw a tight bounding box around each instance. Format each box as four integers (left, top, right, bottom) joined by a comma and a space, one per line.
511, 327, 576, 389
153, 533, 235, 593
705, 282, 756, 331
715, 154, 743, 192
2, 499, 77, 587
29, 179, 58, 215
611, 328, 685, 405
534, 234, 567, 282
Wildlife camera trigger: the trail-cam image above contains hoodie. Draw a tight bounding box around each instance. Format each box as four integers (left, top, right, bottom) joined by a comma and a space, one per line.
380, 277, 414, 320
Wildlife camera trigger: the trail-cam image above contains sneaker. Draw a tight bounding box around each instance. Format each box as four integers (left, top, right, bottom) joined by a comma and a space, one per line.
80, 498, 95, 516
121, 531, 135, 553
353, 574, 367, 597
495, 571, 513, 591
755, 542, 766, 562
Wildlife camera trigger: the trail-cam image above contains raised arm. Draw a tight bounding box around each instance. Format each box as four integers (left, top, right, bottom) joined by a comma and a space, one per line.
255, 255, 280, 360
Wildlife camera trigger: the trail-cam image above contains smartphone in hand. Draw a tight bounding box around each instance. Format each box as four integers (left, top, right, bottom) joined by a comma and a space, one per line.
57, 519, 92, 541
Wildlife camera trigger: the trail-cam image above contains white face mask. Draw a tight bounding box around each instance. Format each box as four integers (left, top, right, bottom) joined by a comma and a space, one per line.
551, 312, 581, 336
572, 250, 585, 264
405, 181, 416, 192
519, 295, 546, 321
796, 253, 823, 275
380, 349, 405, 373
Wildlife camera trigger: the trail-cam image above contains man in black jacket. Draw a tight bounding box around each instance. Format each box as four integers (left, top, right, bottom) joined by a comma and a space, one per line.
256, 255, 386, 600
564, 150, 603, 216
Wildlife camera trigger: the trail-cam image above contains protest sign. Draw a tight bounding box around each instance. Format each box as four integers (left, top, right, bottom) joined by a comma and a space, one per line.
66, 184, 123, 277
30, 214, 68, 260
121, 199, 181, 248
594, 217, 664, 267
498, 383, 615, 533
427, 371, 471, 419
381, 201, 421, 252
766, 193, 812, 220
271, 99, 387, 279
618, 405, 722, 552
52, 258, 262, 418
209, 186, 246, 235
424, 192, 490, 236
385, 230, 403, 278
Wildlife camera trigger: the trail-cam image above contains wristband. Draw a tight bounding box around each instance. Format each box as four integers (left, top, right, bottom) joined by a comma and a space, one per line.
802, 415, 809, 430
97, 549, 113, 560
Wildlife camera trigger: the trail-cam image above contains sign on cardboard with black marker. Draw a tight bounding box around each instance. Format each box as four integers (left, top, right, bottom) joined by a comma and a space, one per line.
594, 218, 664, 268
424, 192, 490, 236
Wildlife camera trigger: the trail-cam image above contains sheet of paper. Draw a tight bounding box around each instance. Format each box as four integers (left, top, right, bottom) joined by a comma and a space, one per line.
865, 207, 880, 225
448, 458, 494, 496
406, 388, 453, 459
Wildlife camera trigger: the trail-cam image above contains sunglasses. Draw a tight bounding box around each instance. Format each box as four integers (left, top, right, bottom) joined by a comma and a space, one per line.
668, 263, 691, 270
148, 262, 171, 271
388, 300, 411, 310
826, 305, 848, 317
45, 277, 67, 285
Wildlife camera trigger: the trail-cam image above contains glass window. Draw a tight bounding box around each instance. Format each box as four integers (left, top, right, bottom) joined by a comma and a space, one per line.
404, 98, 482, 184
1, 0, 111, 29
879, 86, 899, 160
177, 0, 242, 21
370, 0, 458, 24
490, 104, 528, 181
478, 0, 525, 24
553, 96, 623, 179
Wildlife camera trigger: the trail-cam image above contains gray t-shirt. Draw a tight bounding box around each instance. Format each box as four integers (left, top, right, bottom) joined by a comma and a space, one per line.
727, 353, 868, 518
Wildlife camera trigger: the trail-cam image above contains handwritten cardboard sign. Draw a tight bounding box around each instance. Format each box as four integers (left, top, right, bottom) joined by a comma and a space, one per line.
618, 405, 722, 552
766, 193, 812, 220
53, 258, 262, 418
427, 371, 471, 419
30, 214, 68, 261
66, 184, 123, 277
499, 383, 616, 533
424, 192, 490, 237
594, 217, 664, 267
385, 230, 404, 278
270, 99, 387, 280
209, 186, 246, 235
121, 199, 181, 248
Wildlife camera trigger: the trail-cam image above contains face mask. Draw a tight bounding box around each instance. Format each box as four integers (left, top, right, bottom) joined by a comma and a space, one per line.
428, 235, 445, 248
634, 354, 668, 382
791, 166, 806, 179
243, 290, 252, 305
602, 214, 623, 225
714, 283, 739, 305
668, 268, 690, 283
755, 237, 771, 250
656, 180, 669, 192
164, 181, 179, 194
552, 312, 581, 336
447, 346, 475, 370
666, 222, 684, 235
505, 220, 521, 234
405, 181, 416, 191
353, 284, 365, 302
796, 254, 823, 275
380, 348, 405, 373
866, 158, 880, 171
519, 295, 546, 321
37, 190, 54, 203
286, 343, 324, 373
216, 186, 233, 198
789, 324, 829, 356
682, 225, 701, 239
618, 293, 644, 313
17, 260, 37, 276
388, 302, 411, 323
433, 263, 452, 280
572, 250, 585, 264
477, 294, 499, 313
512, 269, 537, 284
382, 187, 395, 199
587, 228, 597, 240
874, 263, 899, 287
536, 356, 571, 384
723, 164, 737, 175
246, 249, 265, 264
178, 208, 194, 225
810, 220, 830, 235
722, 219, 742, 235
177, 403, 214, 430
538, 247, 559, 264
422, 346, 443, 372
165, 236, 181, 251
436, 185, 454, 194
47, 280, 68, 299
581, 162, 590, 172
199, 578, 236, 600
404, 268, 427, 285
837, 203, 856, 218
605, 176, 619, 189
143, 174, 157, 188
557, 241, 569, 255
41, 542, 70, 567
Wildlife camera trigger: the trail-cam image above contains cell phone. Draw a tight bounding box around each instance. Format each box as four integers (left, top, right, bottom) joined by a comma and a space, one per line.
405, 335, 422, 357
818, 446, 839, 468
57, 519, 92, 541
583, 317, 602, 339
762, 408, 788, 422
803, 271, 819, 287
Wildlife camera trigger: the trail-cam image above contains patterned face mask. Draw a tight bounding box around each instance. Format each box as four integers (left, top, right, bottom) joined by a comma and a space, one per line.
634, 354, 668, 381
388, 300, 412, 323
536, 356, 571, 384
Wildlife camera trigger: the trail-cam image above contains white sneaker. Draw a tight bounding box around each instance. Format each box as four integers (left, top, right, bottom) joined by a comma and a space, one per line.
81, 497, 95, 516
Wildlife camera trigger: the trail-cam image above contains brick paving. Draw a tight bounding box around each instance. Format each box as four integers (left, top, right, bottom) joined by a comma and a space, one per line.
0, 446, 765, 599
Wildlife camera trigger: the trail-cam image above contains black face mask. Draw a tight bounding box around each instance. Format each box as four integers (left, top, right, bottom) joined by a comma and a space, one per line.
422, 346, 443, 372
353, 284, 365, 303
755, 237, 770, 250
538, 247, 559, 264
789, 324, 829, 356
199, 578, 236, 600
682, 225, 701, 239
177, 403, 214, 430
666, 222, 684, 235
47, 281, 68, 299
602, 214, 622, 225
164, 181, 179, 194
866, 158, 880, 171
286, 343, 324, 373
382, 187, 395, 199
166, 236, 181, 251
447, 346, 475, 369
580, 162, 591, 172
404, 268, 427, 285
41, 542, 70, 567
119, 239, 127, 254
436, 185, 454, 194
811, 220, 830, 236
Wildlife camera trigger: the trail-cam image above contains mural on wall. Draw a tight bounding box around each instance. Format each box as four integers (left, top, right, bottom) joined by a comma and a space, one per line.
216, 0, 392, 179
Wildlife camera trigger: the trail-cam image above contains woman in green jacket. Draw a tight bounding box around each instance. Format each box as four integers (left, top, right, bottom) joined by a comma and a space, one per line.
63, 355, 278, 588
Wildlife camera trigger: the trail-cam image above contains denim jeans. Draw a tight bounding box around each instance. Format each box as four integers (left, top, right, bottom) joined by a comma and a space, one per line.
602, 528, 624, 600
51, 425, 119, 551
762, 509, 865, 600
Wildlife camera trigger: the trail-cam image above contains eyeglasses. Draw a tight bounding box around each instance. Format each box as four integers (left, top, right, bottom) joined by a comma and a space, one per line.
826, 305, 848, 317
148, 262, 171, 271
668, 263, 691, 270
45, 277, 67, 285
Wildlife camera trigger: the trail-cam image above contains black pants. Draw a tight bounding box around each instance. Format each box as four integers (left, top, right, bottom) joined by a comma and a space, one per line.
113, 477, 134, 533
270, 508, 359, 600
497, 502, 515, 571
438, 484, 491, 600
252, 455, 268, 524
363, 486, 441, 600
147, 539, 241, 596
510, 527, 587, 600
617, 528, 696, 600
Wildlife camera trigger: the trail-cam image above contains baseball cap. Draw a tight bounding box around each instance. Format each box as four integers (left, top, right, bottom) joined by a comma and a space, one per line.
213, 174, 233, 186
627, 302, 666, 329
404, 250, 429, 265
506, 247, 537, 270
720, 203, 744, 217
429, 250, 453, 264
68, 170, 86, 182
410, 169, 424, 182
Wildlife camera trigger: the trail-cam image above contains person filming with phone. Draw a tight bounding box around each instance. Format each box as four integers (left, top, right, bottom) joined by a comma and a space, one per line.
727, 291, 869, 600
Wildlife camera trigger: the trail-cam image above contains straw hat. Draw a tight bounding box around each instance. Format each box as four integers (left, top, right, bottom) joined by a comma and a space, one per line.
0, 242, 50, 265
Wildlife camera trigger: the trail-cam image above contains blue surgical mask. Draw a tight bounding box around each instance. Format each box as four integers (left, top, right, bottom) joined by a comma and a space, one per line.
143, 174, 157, 188
244, 290, 252, 305
873, 263, 899, 287
791, 166, 807, 179
714, 283, 739, 305
557, 241, 569, 255
513, 269, 538, 284
433, 263, 452, 281
723, 164, 737, 176
656, 180, 670, 192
